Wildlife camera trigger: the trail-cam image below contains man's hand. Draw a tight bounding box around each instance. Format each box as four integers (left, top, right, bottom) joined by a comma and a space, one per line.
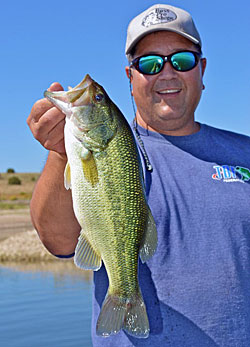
27, 83, 66, 154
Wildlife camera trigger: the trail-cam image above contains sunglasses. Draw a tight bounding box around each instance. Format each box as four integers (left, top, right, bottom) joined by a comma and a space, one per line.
130, 51, 202, 75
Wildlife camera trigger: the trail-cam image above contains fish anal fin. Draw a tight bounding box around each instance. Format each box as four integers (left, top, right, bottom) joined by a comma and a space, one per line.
64, 162, 71, 190
74, 231, 101, 270
81, 152, 99, 187
96, 291, 149, 338
139, 207, 157, 263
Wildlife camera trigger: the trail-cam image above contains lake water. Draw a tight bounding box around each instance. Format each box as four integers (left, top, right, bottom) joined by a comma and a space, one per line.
0, 261, 93, 347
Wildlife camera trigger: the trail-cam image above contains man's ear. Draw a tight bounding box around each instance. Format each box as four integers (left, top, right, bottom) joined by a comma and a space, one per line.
125, 66, 132, 80
201, 58, 207, 77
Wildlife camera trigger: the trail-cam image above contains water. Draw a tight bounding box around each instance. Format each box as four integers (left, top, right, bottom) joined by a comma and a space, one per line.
0, 262, 93, 347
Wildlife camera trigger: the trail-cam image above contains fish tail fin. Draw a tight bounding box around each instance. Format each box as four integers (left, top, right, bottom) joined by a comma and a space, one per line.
96, 291, 149, 339
123, 291, 150, 338
96, 294, 127, 337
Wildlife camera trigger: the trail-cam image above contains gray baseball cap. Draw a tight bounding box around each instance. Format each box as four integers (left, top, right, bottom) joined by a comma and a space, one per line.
125, 4, 202, 56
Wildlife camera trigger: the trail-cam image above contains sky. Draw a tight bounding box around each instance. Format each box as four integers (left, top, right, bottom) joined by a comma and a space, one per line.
1, 0, 249, 172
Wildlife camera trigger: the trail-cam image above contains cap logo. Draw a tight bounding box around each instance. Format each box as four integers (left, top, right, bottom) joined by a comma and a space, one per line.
142, 8, 177, 27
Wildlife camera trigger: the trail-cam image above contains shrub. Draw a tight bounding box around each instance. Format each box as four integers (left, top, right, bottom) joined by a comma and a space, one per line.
8, 176, 22, 185
7, 168, 15, 173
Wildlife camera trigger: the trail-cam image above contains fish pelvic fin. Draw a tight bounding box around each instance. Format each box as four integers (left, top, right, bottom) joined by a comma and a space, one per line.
96, 291, 149, 339
64, 162, 71, 190
74, 231, 102, 270
139, 207, 158, 263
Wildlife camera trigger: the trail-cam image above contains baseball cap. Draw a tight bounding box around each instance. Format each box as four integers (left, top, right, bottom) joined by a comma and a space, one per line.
125, 4, 202, 56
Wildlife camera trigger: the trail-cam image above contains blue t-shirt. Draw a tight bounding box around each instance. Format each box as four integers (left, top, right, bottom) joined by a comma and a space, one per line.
92, 123, 250, 347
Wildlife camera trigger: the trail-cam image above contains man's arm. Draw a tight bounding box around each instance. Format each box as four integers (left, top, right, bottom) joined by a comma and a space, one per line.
30, 151, 81, 255
27, 83, 80, 256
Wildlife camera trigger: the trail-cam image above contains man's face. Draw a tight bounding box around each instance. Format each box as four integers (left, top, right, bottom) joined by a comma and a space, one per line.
126, 31, 206, 135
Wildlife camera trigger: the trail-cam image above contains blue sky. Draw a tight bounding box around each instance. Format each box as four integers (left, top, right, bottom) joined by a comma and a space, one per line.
1, 0, 249, 172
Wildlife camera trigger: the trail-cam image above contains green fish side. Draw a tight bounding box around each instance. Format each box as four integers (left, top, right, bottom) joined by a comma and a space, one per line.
71, 116, 153, 338
96, 123, 147, 296
74, 119, 146, 293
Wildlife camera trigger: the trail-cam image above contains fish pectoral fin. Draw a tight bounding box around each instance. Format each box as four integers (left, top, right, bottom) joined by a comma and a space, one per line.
96, 291, 149, 338
74, 231, 102, 270
81, 152, 99, 187
64, 162, 71, 190
139, 207, 158, 263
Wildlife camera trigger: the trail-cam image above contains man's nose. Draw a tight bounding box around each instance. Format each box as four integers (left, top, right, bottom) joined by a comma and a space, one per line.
159, 60, 178, 78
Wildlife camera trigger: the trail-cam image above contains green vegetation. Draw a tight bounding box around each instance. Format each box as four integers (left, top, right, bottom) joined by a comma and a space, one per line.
8, 176, 22, 185
0, 202, 29, 210
0, 172, 40, 210
7, 168, 15, 173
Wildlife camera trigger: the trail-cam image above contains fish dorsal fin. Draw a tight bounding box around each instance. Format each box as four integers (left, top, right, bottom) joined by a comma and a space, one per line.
64, 162, 71, 190
139, 207, 157, 263
81, 151, 99, 187
74, 230, 102, 270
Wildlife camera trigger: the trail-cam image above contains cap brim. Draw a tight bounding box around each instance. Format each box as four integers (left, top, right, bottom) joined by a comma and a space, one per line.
126, 28, 200, 56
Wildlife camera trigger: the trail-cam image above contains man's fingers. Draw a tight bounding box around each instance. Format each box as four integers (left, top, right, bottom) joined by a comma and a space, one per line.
36, 106, 65, 133
48, 82, 64, 92
51, 138, 66, 155
28, 99, 53, 124
31, 108, 65, 145
27, 81, 67, 155
27, 82, 64, 125
44, 119, 66, 150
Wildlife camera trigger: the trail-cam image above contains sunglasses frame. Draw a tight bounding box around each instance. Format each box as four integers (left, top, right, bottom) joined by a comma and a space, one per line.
130, 50, 202, 75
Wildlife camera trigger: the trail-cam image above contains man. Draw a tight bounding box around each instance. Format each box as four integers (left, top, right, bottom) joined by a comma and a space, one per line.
27, 4, 250, 346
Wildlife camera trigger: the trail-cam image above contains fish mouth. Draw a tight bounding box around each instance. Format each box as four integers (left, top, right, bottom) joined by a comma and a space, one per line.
44, 74, 94, 116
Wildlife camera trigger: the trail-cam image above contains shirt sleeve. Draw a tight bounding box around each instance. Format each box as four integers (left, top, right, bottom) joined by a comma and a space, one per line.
54, 253, 75, 259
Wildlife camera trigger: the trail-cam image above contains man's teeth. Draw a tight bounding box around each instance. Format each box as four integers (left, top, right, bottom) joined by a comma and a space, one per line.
158, 89, 180, 94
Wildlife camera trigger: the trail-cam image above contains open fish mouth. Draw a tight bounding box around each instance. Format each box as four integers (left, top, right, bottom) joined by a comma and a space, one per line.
44, 74, 94, 116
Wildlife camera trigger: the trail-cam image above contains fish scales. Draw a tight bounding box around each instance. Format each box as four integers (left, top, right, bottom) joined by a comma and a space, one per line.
44, 74, 157, 339
72, 119, 146, 296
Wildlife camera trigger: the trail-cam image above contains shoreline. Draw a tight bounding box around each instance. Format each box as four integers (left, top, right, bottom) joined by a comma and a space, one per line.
0, 208, 56, 262
0, 208, 33, 241
0, 208, 92, 279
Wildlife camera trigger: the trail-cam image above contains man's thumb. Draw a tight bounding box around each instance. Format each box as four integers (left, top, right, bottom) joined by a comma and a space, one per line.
48, 82, 64, 92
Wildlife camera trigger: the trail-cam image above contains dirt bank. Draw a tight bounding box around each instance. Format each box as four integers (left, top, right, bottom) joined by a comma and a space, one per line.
0, 209, 57, 262
0, 209, 33, 241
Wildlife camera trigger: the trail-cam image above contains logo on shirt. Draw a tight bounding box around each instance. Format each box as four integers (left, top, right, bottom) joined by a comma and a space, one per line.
212, 165, 250, 183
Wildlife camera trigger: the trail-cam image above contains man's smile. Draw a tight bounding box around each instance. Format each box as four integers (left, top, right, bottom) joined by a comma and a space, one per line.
156, 88, 181, 94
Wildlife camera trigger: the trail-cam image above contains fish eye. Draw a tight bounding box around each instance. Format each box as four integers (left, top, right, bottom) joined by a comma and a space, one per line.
95, 93, 104, 102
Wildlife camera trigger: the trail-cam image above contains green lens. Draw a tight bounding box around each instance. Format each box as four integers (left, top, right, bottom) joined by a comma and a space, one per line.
171, 52, 196, 71
139, 56, 163, 74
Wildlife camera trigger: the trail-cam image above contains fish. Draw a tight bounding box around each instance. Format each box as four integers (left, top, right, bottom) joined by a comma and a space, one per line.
44, 74, 157, 338
235, 166, 250, 181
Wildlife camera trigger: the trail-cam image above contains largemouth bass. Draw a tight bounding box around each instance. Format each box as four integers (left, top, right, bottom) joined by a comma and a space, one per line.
44, 75, 157, 338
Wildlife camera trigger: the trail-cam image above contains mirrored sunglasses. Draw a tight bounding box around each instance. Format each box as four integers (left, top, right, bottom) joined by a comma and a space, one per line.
130, 51, 202, 75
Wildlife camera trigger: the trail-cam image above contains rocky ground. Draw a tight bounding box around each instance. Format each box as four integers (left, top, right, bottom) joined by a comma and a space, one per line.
0, 209, 57, 262
0, 208, 93, 281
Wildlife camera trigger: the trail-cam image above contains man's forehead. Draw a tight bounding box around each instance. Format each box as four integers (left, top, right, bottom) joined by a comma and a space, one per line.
135, 31, 197, 52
